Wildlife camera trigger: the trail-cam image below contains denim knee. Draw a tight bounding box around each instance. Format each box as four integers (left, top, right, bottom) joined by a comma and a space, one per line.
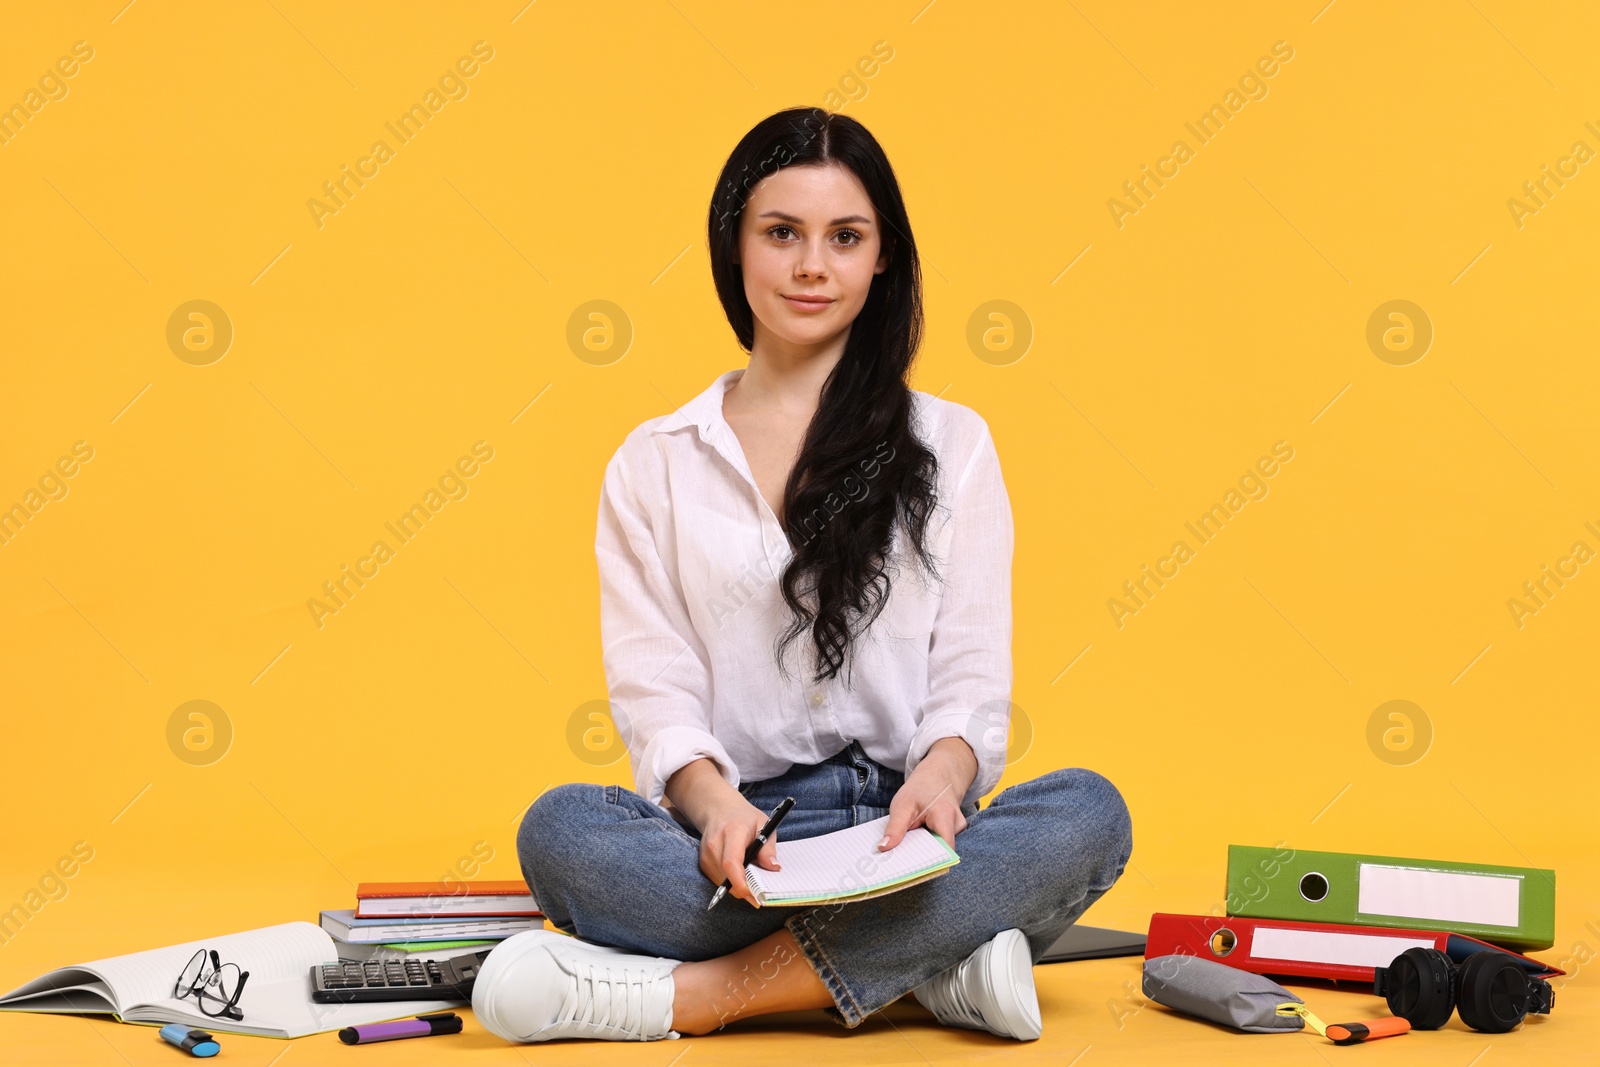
516, 782, 607, 890
1045, 767, 1133, 867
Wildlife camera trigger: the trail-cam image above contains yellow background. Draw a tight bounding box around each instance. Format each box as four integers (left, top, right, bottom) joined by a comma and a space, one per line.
2, 1, 1596, 1063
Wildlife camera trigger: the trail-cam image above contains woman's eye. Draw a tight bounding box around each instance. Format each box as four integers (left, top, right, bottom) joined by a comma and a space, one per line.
766, 225, 864, 245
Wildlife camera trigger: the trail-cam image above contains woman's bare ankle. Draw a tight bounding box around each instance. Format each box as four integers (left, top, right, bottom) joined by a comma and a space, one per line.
669, 930, 833, 1035
670, 961, 731, 1035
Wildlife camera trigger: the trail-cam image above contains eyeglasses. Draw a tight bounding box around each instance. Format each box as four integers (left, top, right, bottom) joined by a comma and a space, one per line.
173, 948, 250, 1021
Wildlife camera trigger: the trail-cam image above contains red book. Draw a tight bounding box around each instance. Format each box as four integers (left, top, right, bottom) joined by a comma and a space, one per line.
355, 880, 540, 919
1145, 912, 1564, 984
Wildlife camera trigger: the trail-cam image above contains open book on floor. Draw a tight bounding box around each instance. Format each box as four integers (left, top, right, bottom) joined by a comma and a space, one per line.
743, 815, 959, 907
0, 921, 463, 1038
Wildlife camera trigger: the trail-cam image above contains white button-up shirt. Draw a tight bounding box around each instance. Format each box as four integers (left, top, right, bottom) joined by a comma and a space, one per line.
596, 368, 1013, 813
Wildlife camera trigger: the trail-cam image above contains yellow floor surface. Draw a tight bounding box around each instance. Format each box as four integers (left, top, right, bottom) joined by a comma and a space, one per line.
0, 952, 1590, 1066
2, 861, 1595, 1067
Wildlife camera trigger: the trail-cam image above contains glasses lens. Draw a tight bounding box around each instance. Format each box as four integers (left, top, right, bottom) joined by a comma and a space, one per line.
213, 963, 244, 1003
197, 963, 245, 1018
174, 950, 207, 997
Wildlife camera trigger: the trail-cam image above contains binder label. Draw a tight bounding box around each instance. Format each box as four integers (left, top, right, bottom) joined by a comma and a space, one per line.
1357, 864, 1521, 928
1252, 927, 1437, 968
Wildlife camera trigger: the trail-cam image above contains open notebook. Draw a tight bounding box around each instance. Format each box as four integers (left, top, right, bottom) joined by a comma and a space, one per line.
745, 815, 959, 906
0, 922, 462, 1038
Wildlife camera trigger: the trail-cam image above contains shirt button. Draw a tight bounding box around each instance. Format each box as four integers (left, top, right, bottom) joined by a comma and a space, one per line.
810, 692, 823, 706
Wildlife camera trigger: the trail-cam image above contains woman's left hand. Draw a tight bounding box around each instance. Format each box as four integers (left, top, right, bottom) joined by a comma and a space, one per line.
879, 736, 978, 851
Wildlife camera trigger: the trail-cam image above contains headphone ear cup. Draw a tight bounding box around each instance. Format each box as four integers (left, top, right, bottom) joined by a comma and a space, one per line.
1382, 947, 1456, 1030
1456, 950, 1533, 1033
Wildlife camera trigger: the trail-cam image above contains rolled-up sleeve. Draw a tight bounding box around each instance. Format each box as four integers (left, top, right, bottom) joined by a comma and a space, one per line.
596, 445, 739, 808
904, 417, 1014, 809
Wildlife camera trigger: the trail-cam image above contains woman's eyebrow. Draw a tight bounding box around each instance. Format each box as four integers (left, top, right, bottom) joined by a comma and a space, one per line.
758, 210, 873, 226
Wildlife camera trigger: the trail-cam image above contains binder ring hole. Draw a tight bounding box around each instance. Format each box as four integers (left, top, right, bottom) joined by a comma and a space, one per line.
1299, 872, 1329, 902
1209, 929, 1237, 957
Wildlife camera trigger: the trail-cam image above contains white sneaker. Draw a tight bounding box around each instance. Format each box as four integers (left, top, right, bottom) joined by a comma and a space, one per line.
471, 929, 682, 1042
911, 928, 1042, 1040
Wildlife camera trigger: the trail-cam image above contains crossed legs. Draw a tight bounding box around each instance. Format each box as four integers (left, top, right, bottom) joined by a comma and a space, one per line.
518, 767, 1133, 1030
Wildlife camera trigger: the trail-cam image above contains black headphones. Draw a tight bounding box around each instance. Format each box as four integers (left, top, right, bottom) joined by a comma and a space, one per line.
1373, 947, 1554, 1033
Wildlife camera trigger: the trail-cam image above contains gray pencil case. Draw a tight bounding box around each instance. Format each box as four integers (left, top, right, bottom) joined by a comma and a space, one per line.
1142, 954, 1304, 1033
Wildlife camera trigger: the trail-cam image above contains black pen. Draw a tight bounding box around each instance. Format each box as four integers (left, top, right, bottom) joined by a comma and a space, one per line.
707, 796, 795, 911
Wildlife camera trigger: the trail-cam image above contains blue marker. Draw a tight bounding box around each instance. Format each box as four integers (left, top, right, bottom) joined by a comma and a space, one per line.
159, 1024, 220, 1057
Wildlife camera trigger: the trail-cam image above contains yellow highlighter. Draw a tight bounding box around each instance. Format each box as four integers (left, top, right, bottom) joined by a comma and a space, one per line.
1277, 1002, 1411, 1045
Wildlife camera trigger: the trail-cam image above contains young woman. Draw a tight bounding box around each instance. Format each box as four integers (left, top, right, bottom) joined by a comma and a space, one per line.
472, 108, 1133, 1043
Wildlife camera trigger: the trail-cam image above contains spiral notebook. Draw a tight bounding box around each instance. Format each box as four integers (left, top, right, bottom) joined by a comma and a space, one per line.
743, 815, 959, 906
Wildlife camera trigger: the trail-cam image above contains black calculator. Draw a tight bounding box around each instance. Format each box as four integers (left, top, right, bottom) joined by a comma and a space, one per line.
310, 951, 492, 1003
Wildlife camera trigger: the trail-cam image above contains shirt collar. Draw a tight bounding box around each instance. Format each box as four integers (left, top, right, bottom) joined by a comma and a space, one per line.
651, 367, 746, 438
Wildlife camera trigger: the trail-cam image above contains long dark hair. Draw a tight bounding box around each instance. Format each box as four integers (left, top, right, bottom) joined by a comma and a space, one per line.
706, 107, 942, 687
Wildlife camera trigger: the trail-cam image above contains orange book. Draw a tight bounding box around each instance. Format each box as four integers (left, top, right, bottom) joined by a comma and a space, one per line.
355, 880, 539, 919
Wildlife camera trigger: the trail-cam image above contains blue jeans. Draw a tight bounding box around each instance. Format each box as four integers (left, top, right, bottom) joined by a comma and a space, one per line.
517, 742, 1133, 1028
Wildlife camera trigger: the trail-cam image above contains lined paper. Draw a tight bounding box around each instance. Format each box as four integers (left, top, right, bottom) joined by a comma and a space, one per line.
745, 816, 958, 905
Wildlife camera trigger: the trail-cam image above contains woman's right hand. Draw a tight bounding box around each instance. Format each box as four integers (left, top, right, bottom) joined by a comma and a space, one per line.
665, 758, 782, 907
697, 792, 783, 906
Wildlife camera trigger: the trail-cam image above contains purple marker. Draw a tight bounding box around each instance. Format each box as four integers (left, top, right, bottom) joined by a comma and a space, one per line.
337, 1011, 463, 1045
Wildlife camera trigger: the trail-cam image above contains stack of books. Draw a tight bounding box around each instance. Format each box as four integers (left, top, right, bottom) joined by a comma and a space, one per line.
1145, 846, 1560, 983
320, 880, 542, 961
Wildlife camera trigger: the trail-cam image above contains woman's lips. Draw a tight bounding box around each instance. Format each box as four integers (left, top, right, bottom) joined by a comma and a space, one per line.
783, 295, 834, 312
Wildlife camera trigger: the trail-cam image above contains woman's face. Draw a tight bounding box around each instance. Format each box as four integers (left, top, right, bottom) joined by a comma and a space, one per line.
736, 163, 889, 351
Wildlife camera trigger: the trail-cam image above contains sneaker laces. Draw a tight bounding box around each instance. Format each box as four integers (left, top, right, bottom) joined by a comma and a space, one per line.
554, 958, 675, 1039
